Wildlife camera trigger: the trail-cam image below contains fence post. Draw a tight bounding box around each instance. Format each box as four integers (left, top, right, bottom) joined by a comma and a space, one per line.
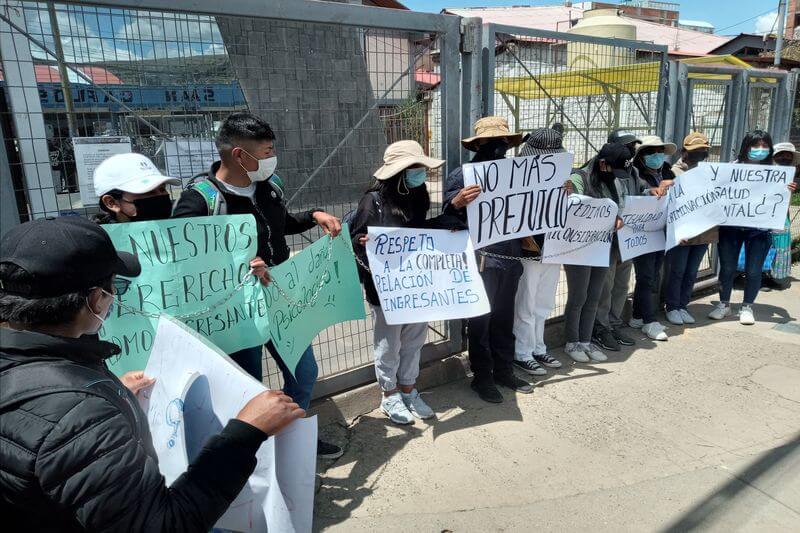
440, 17, 463, 175
460, 17, 483, 145
728, 70, 748, 160
773, 73, 794, 142
481, 24, 496, 117
660, 60, 678, 144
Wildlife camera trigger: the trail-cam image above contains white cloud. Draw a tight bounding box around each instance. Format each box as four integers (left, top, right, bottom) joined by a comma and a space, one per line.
754, 11, 779, 35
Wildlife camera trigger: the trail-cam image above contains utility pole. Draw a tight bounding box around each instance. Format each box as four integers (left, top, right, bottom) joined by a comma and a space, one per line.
775, 0, 787, 66
47, 2, 78, 136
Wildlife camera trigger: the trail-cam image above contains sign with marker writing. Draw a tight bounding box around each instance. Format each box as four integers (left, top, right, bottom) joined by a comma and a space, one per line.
617, 195, 668, 261
101, 215, 270, 376
665, 171, 726, 250
261, 227, 365, 373
542, 195, 617, 267
365, 227, 489, 325
702, 162, 794, 230
462, 152, 574, 249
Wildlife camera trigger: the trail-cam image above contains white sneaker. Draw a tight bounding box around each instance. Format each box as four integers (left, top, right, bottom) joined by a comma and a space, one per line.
739, 305, 755, 325
381, 392, 414, 425
401, 389, 435, 419
565, 342, 590, 363
679, 309, 696, 324
642, 321, 668, 341
628, 318, 644, 329
708, 303, 731, 320
666, 310, 684, 325
581, 342, 608, 362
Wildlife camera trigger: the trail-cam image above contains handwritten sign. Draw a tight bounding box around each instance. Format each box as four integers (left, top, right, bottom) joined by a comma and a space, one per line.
141, 316, 317, 533
365, 227, 489, 325
703, 162, 794, 230
462, 153, 574, 249
262, 227, 365, 373
617, 195, 668, 261
101, 215, 270, 375
542, 195, 617, 267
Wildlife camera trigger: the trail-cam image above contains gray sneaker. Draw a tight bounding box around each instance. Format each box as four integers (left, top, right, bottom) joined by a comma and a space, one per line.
401, 389, 435, 419
381, 392, 414, 425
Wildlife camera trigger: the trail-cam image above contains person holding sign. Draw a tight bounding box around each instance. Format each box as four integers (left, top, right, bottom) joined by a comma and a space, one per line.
0, 217, 306, 532
172, 112, 343, 459
93, 153, 180, 223
512, 128, 568, 376
709, 130, 796, 325
444, 116, 535, 403
628, 136, 675, 341
563, 143, 628, 363
765, 142, 799, 290
350, 140, 463, 424
665, 132, 717, 326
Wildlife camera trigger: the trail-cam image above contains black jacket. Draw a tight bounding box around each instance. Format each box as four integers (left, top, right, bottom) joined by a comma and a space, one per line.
350, 191, 464, 306
0, 327, 267, 532
172, 162, 318, 266
443, 165, 522, 273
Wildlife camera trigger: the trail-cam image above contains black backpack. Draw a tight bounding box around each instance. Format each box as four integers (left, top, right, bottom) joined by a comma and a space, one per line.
342, 191, 382, 233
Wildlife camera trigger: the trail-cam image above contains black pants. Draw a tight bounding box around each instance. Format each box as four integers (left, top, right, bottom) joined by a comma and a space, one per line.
468, 266, 522, 383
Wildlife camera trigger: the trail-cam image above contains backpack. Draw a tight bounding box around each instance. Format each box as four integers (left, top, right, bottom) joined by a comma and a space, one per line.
183, 172, 287, 216
342, 191, 382, 233
0, 361, 140, 437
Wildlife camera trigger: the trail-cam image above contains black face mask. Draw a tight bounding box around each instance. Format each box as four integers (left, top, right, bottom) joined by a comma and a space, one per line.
686, 151, 708, 165
127, 194, 173, 222
475, 139, 510, 162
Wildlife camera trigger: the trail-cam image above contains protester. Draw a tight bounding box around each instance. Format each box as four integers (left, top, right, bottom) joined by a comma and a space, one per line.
93, 152, 180, 223
564, 143, 628, 363
443, 116, 534, 403
512, 127, 567, 376
590, 130, 645, 352
629, 135, 675, 341
666, 132, 717, 325
350, 141, 462, 424
172, 111, 343, 459
0, 217, 305, 531
766, 142, 799, 290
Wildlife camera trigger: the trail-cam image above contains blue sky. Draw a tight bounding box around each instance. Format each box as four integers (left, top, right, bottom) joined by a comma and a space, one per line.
403, 1, 784, 36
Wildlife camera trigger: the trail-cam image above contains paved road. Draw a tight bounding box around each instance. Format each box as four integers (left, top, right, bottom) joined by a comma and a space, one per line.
314, 267, 800, 532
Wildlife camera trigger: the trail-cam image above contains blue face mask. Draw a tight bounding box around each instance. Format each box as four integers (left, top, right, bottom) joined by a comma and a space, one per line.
643, 152, 665, 169
404, 168, 427, 188
748, 147, 770, 162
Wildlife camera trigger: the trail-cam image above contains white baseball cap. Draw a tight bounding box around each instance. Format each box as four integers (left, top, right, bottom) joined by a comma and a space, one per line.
94, 153, 180, 197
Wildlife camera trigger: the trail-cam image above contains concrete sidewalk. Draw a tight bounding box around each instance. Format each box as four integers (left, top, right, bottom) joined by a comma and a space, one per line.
314, 269, 800, 532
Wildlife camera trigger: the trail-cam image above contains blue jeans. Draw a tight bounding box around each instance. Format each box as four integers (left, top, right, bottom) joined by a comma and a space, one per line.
632, 251, 664, 324
229, 343, 318, 410
718, 227, 771, 305
665, 244, 708, 312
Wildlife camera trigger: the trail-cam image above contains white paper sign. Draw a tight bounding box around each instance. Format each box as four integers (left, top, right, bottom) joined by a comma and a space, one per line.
365, 227, 490, 325
163, 138, 217, 178
462, 152, 574, 249
703, 162, 795, 230
665, 170, 726, 250
617, 195, 669, 262
72, 136, 132, 206
141, 316, 317, 533
542, 195, 617, 267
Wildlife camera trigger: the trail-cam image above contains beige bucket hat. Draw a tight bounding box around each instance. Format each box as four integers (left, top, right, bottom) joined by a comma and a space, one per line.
635, 135, 677, 156
373, 140, 444, 181
773, 142, 800, 165
461, 116, 523, 151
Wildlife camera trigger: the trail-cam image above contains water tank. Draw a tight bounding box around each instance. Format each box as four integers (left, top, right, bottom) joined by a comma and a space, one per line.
567, 9, 637, 69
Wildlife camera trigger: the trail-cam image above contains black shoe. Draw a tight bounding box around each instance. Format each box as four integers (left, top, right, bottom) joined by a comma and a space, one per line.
470, 379, 504, 403
592, 326, 621, 352
611, 328, 635, 346
494, 373, 534, 394
317, 439, 344, 460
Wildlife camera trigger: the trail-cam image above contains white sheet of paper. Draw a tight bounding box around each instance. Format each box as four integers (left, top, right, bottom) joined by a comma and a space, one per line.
141, 316, 317, 533
72, 136, 132, 206
665, 171, 726, 250
462, 152, 573, 249
617, 195, 668, 262
162, 138, 218, 178
365, 227, 489, 325
541, 195, 617, 267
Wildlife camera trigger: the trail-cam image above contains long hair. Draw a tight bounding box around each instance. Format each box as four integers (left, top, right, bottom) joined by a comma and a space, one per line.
736, 129, 774, 164
366, 171, 430, 224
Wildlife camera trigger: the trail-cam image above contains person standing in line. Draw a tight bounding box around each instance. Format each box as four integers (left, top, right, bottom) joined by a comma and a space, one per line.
766, 142, 799, 290
443, 116, 535, 403
563, 143, 628, 363
511, 127, 567, 377
172, 112, 344, 459
629, 136, 675, 341
665, 132, 717, 326
709, 130, 796, 325
350, 141, 464, 424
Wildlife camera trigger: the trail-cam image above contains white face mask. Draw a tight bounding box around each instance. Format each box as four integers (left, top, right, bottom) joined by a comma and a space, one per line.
85, 289, 114, 333
239, 148, 277, 183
